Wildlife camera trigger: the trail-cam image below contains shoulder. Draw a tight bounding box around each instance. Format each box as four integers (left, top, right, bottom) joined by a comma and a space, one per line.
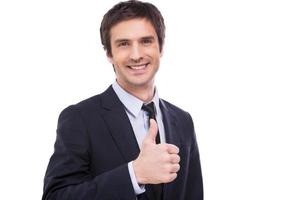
58, 86, 114, 123
160, 99, 193, 120
160, 99, 195, 131
60, 94, 101, 115
62, 85, 115, 111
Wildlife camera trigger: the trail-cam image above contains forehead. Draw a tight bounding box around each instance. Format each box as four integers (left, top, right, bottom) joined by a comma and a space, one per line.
110, 18, 157, 41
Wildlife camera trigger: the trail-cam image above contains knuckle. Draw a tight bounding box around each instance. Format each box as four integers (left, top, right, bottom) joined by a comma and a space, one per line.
171, 164, 178, 172
171, 145, 179, 153
163, 144, 170, 151
177, 155, 181, 162
174, 146, 179, 153
169, 145, 176, 151
172, 154, 180, 163
167, 173, 177, 182
173, 173, 178, 180
174, 164, 180, 172
158, 144, 167, 151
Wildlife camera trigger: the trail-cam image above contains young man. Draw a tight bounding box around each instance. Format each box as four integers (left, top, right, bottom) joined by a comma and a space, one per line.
42, 1, 203, 199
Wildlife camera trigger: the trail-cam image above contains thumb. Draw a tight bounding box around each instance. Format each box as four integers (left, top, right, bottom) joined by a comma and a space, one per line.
145, 119, 158, 144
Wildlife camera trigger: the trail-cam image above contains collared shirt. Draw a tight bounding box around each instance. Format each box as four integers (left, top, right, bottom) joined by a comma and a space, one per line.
112, 81, 166, 195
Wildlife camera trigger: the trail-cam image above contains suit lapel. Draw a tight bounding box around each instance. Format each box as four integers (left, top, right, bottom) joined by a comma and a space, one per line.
159, 100, 180, 147
159, 100, 181, 200
99, 87, 180, 200
101, 87, 157, 200
100, 86, 140, 162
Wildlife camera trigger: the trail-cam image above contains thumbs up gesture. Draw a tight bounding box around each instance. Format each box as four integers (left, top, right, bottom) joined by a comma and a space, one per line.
133, 119, 180, 184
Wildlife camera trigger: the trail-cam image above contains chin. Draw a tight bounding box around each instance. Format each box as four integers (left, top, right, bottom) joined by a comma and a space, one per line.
129, 80, 152, 88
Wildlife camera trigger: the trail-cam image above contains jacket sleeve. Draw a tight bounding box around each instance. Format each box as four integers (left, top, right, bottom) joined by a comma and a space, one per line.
42, 105, 136, 200
185, 113, 204, 200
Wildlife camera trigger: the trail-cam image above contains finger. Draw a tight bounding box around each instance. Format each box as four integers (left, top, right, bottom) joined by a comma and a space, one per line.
170, 154, 180, 164
144, 119, 158, 144
170, 163, 180, 173
165, 144, 179, 154
166, 173, 177, 183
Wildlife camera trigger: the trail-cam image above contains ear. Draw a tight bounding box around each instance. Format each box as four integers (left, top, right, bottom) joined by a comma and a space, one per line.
106, 52, 114, 64
160, 48, 164, 58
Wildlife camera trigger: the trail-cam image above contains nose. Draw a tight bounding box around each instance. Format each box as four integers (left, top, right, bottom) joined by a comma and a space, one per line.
129, 43, 143, 62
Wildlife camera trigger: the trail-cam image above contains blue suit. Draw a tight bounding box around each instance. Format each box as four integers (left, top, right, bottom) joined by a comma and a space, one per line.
43, 86, 203, 200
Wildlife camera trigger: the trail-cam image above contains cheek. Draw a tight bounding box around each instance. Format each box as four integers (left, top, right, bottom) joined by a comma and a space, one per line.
113, 51, 129, 65
146, 46, 160, 57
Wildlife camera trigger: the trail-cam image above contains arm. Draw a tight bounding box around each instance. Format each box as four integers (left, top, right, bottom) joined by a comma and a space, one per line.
185, 113, 204, 200
42, 106, 136, 200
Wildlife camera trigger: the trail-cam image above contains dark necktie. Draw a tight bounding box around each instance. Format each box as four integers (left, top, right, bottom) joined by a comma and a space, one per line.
139, 102, 163, 200
142, 102, 160, 144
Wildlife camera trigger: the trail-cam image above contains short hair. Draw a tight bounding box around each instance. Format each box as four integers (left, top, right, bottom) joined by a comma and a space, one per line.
100, 0, 165, 57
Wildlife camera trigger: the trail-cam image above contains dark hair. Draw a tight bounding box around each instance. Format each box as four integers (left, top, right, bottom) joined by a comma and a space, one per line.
100, 0, 165, 57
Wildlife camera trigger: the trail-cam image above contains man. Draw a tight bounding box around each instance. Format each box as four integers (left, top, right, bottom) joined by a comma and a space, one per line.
42, 0, 203, 199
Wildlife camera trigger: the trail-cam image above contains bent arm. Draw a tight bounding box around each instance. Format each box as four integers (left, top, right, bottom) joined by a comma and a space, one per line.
42, 106, 136, 199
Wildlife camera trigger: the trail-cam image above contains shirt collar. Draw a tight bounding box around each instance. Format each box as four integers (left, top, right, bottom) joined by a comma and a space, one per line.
148, 87, 160, 115
112, 81, 160, 117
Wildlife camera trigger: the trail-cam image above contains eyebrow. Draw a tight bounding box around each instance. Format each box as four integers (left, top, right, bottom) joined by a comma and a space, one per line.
114, 39, 129, 44
140, 36, 155, 41
114, 36, 155, 44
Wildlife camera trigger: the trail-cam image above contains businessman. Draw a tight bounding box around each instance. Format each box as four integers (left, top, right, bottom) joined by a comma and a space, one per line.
42, 0, 203, 199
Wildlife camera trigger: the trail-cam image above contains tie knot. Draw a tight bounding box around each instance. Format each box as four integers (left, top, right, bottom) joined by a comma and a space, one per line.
142, 102, 156, 119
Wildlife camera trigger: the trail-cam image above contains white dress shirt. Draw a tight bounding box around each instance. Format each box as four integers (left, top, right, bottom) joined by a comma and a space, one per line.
112, 81, 166, 195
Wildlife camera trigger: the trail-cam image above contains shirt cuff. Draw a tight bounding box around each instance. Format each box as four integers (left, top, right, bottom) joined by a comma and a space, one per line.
128, 161, 145, 195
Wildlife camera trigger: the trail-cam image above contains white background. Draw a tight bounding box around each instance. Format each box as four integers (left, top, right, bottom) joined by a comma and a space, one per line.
0, 0, 299, 199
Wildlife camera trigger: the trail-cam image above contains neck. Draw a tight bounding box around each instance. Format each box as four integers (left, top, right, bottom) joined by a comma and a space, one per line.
117, 80, 155, 103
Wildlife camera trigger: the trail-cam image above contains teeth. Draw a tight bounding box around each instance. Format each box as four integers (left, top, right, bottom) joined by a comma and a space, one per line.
129, 64, 147, 70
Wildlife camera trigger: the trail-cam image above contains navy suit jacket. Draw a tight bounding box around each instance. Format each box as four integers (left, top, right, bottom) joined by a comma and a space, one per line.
43, 86, 203, 200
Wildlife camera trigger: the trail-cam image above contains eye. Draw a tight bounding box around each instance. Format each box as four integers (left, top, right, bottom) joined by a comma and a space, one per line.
142, 38, 153, 45
118, 41, 129, 47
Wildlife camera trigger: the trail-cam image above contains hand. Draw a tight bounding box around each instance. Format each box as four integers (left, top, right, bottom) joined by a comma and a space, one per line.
133, 119, 180, 184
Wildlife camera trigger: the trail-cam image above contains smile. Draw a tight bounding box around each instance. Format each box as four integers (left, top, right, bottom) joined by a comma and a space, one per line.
127, 63, 149, 70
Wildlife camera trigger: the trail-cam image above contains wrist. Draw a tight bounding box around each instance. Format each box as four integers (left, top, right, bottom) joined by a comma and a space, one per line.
133, 159, 147, 184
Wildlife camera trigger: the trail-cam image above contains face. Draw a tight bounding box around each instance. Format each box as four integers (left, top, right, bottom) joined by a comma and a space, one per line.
108, 18, 162, 91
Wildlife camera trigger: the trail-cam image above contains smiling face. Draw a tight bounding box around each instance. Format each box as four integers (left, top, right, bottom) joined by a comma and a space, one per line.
107, 18, 162, 92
